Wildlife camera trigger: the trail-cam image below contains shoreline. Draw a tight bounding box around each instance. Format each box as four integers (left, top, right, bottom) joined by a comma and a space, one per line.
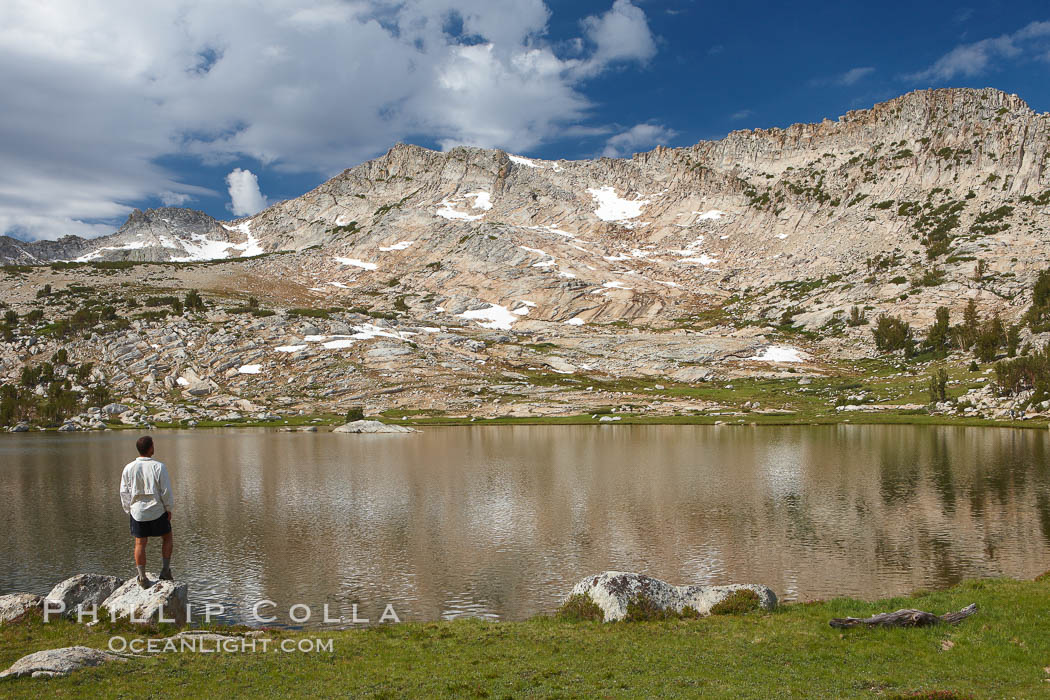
5, 411, 1050, 433
2, 574, 1048, 696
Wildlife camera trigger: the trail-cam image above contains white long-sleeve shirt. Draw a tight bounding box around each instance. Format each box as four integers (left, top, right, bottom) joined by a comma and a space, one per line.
119, 457, 174, 522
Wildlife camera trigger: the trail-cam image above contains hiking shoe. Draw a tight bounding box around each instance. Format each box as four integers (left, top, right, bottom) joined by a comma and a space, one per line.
159, 568, 173, 581
137, 575, 150, 589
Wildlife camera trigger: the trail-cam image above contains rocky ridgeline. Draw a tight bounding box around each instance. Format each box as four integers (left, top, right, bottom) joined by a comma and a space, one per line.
1, 88, 1049, 423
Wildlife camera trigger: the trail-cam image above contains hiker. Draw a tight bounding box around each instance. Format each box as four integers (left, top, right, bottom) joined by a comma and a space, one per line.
119, 436, 174, 588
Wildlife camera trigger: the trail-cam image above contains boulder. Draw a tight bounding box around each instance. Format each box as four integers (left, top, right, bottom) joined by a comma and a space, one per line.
332, 420, 419, 434
0, 646, 127, 679
567, 571, 777, 622
101, 575, 188, 626
102, 403, 131, 416
57, 422, 77, 432
0, 593, 43, 623
9, 423, 30, 433
46, 574, 124, 618
670, 366, 712, 383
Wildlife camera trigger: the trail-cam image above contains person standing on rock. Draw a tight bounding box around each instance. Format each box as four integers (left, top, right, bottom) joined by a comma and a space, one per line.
119, 436, 174, 588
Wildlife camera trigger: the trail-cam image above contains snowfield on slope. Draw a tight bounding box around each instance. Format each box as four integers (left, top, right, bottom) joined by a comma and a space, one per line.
748, 346, 805, 363
334, 257, 378, 270
459, 304, 527, 330
587, 187, 649, 222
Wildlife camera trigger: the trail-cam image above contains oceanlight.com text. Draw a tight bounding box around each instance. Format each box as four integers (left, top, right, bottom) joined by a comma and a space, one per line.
107, 636, 334, 654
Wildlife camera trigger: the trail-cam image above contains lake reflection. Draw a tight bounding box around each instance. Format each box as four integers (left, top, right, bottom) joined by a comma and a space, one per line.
1, 425, 1048, 626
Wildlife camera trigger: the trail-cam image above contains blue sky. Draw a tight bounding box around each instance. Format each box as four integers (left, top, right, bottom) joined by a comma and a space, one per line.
1, 1, 1047, 240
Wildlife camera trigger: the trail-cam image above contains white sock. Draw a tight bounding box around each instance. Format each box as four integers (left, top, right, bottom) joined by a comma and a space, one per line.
136, 564, 146, 578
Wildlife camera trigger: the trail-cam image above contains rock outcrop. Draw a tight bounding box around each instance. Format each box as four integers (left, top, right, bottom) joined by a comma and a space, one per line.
46, 574, 125, 618
0, 646, 127, 679
2, 87, 1050, 425
332, 420, 419, 433
568, 571, 777, 622
0, 594, 43, 624
101, 575, 189, 626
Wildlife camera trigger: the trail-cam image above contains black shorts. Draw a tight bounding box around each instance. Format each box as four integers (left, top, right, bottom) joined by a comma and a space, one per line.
130, 512, 171, 538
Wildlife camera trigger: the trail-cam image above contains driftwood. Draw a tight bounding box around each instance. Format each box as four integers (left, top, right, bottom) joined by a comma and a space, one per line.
829, 603, 977, 629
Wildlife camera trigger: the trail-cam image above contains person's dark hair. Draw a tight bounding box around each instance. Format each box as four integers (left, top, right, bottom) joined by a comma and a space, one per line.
136, 436, 154, 456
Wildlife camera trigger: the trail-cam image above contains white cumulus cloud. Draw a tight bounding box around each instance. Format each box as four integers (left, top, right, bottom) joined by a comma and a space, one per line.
0, 0, 659, 240
601, 122, 677, 157
906, 20, 1050, 81
226, 169, 269, 217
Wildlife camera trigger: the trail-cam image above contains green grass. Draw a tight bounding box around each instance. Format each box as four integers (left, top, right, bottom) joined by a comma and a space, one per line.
1, 577, 1048, 697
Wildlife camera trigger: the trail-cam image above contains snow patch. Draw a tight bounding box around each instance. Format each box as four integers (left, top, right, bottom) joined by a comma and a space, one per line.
512, 301, 536, 316
527, 224, 575, 238
436, 199, 484, 221
588, 186, 649, 222
238, 364, 262, 374
459, 304, 520, 330
334, 257, 377, 270
682, 254, 718, 266
509, 155, 539, 168
695, 209, 725, 220
379, 241, 415, 252
748, 346, 805, 363
564, 317, 585, 326
519, 245, 556, 268
223, 221, 264, 257
276, 345, 307, 353
466, 191, 492, 210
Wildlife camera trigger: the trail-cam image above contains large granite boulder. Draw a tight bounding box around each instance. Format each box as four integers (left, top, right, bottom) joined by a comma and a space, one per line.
46, 574, 124, 618
0, 594, 43, 624
101, 575, 188, 626
332, 420, 419, 434
0, 646, 127, 679
567, 571, 777, 622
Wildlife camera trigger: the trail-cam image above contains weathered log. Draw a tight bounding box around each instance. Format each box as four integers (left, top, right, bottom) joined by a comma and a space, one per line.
829, 603, 977, 629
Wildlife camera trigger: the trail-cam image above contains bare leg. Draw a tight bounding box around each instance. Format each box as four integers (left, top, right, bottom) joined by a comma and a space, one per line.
134, 537, 148, 566
161, 532, 173, 560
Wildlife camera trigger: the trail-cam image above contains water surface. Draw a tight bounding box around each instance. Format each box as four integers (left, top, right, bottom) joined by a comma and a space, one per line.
1, 425, 1048, 626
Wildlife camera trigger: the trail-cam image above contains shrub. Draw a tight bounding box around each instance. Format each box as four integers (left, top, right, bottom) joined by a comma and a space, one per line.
974, 314, 1006, 363
928, 368, 948, 403
557, 594, 604, 622
872, 314, 914, 355
847, 306, 867, 327
0, 384, 34, 426
710, 589, 760, 615
925, 307, 951, 357
288, 308, 330, 319
995, 347, 1050, 405
184, 289, 207, 312
345, 406, 366, 422
624, 594, 680, 622
1025, 268, 1050, 331
88, 384, 112, 408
